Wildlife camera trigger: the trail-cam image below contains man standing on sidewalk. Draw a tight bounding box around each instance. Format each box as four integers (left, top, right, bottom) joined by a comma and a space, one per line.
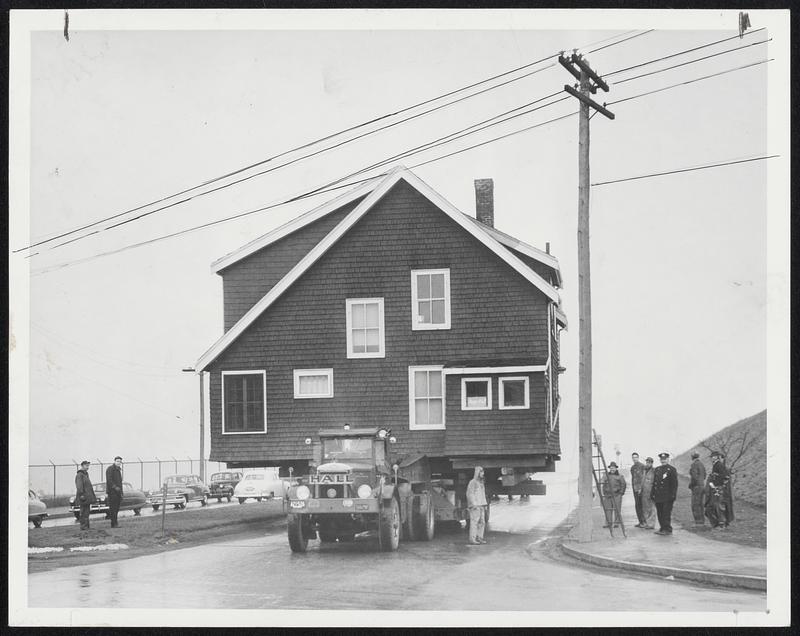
630, 452, 646, 527
74, 460, 97, 531
651, 452, 678, 535
105, 456, 124, 528
706, 451, 734, 528
688, 451, 707, 525
466, 466, 488, 545
640, 457, 656, 529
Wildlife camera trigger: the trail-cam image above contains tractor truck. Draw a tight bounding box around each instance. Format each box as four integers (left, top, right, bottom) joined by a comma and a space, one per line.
285, 424, 548, 552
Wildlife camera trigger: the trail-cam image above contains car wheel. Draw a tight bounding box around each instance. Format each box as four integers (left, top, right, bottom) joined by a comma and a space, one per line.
133, 508, 141, 516
152, 504, 160, 511
226, 496, 232, 503
379, 498, 401, 551
73, 512, 80, 520
217, 498, 222, 503
33, 517, 42, 528
238, 498, 246, 504
257, 497, 262, 502
200, 494, 208, 507
287, 514, 308, 553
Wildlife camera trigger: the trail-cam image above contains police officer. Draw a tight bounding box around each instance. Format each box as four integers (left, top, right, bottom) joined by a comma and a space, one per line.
650, 451, 678, 535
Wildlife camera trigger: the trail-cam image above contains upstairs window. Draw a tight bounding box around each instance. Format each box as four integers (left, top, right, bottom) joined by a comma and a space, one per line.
222, 371, 267, 434
346, 298, 385, 358
293, 369, 334, 399
409, 366, 445, 430
461, 377, 492, 410
499, 376, 530, 410
411, 269, 451, 330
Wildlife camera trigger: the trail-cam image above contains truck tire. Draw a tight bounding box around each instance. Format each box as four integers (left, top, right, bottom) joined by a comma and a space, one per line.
415, 494, 435, 541
403, 497, 417, 542
379, 498, 400, 551
288, 514, 308, 553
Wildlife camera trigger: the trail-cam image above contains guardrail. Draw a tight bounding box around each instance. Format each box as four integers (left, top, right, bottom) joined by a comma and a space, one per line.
29, 458, 227, 505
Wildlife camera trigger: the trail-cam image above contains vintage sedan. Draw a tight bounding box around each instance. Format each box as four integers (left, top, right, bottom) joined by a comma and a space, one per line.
208, 471, 243, 502
233, 471, 288, 504
28, 490, 48, 528
69, 481, 147, 519
149, 474, 211, 511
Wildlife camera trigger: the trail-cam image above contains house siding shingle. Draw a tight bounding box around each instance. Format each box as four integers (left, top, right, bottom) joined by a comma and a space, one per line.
209, 180, 558, 465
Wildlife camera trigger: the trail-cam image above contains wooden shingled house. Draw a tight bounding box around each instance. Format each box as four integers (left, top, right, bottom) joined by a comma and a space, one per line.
195, 166, 567, 495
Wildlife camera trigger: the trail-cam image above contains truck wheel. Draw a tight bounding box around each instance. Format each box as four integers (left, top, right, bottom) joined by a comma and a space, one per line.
288, 514, 308, 553
152, 504, 160, 511
379, 498, 400, 551
33, 517, 42, 528
415, 494, 435, 541
238, 498, 245, 504
403, 498, 417, 542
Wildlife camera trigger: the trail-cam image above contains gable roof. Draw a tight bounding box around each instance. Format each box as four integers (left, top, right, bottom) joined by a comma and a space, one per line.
196, 166, 561, 371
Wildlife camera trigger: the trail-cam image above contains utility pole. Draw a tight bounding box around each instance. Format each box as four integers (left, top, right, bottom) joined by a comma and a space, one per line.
183, 367, 205, 482
559, 52, 614, 543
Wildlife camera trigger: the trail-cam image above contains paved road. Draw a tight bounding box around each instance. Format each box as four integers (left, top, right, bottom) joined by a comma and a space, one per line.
28, 472, 765, 612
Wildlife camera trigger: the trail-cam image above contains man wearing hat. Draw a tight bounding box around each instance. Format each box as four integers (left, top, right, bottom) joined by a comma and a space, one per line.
74, 460, 97, 531
650, 452, 678, 534
106, 456, 124, 528
688, 451, 707, 525
640, 457, 656, 529
705, 451, 734, 528
600, 462, 626, 528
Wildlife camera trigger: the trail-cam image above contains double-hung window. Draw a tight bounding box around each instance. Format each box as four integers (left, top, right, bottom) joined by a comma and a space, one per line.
293, 369, 334, 399
222, 371, 267, 434
345, 298, 385, 358
499, 376, 530, 410
409, 366, 445, 429
411, 269, 451, 330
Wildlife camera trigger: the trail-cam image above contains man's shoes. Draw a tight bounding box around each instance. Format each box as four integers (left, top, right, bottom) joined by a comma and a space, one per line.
654, 530, 665, 535
477, 538, 487, 544
602, 524, 610, 528
644, 525, 655, 529
466, 541, 481, 546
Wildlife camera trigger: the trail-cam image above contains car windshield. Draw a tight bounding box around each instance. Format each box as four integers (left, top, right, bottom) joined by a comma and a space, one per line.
95, 483, 107, 493
244, 474, 265, 480
212, 473, 232, 481
166, 475, 189, 485
322, 437, 374, 461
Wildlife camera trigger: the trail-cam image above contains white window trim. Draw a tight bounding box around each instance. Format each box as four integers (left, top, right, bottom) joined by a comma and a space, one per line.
409, 365, 446, 430
410, 269, 451, 331
499, 376, 530, 410
345, 298, 386, 359
221, 370, 267, 434
461, 377, 492, 411
293, 368, 334, 399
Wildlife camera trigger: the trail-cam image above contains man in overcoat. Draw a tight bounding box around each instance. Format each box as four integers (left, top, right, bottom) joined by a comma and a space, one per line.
650, 452, 678, 535
75, 460, 97, 531
466, 466, 488, 545
629, 452, 646, 527
688, 451, 707, 525
705, 451, 734, 528
105, 456, 124, 528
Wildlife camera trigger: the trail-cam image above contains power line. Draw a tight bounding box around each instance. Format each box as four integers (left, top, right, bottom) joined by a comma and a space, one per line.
585, 29, 655, 54
605, 27, 766, 78
18, 30, 653, 255
607, 58, 772, 106
591, 155, 779, 187
612, 38, 771, 85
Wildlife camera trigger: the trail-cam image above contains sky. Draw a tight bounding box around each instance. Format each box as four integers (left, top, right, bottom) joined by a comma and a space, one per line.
10, 10, 789, 478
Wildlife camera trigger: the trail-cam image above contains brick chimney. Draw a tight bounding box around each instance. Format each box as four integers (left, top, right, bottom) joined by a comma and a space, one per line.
474, 178, 494, 228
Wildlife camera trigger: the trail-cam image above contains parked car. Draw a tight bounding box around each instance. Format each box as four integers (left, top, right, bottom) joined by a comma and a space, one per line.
233, 471, 288, 504
69, 481, 147, 519
28, 490, 48, 528
149, 474, 211, 511
208, 471, 243, 502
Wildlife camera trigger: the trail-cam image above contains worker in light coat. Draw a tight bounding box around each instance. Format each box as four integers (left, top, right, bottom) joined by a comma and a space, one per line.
639, 457, 656, 529
466, 466, 488, 545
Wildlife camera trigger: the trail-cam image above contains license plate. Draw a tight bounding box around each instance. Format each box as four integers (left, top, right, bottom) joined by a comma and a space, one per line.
290, 501, 305, 509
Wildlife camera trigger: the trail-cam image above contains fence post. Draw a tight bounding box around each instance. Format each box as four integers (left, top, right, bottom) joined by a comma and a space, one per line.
188, 456, 193, 476
97, 458, 104, 484
172, 456, 178, 474
156, 457, 161, 486
138, 457, 143, 491
49, 460, 56, 502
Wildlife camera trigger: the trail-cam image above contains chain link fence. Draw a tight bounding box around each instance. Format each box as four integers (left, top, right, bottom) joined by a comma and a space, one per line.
28, 458, 228, 507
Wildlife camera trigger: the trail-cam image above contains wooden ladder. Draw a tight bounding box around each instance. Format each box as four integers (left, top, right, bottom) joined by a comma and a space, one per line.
591, 428, 627, 538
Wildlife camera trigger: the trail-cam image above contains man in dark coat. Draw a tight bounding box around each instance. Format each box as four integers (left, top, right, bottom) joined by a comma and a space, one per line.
705, 451, 734, 528
105, 456, 124, 528
688, 451, 707, 525
75, 460, 97, 531
650, 452, 678, 535
629, 452, 646, 527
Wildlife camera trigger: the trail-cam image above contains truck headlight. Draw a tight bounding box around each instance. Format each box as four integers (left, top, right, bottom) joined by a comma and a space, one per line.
295, 485, 310, 500
357, 484, 373, 499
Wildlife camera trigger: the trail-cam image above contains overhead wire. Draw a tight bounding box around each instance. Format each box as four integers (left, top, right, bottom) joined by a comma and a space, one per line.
18, 28, 655, 255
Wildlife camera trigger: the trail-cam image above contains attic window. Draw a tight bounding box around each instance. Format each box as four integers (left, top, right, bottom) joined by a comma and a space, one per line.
411, 269, 451, 330
345, 298, 385, 358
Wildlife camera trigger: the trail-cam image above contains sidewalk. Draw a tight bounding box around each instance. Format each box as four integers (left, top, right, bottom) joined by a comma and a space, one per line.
560, 490, 766, 591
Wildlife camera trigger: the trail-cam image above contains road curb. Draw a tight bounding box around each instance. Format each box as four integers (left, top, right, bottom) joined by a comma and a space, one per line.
560, 542, 766, 592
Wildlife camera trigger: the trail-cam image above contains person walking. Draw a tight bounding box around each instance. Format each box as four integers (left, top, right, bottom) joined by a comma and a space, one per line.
629, 452, 646, 527
705, 451, 734, 528
639, 457, 656, 529
75, 460, 97, 531
466, 466, 488, 545
688, 451, 707, 525
105, 456, 124, 528
601, 462, 626, 528
651, 452, 678, 535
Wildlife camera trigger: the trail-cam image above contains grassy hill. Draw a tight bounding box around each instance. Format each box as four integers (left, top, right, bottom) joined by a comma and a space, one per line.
674, 410, 766, 508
